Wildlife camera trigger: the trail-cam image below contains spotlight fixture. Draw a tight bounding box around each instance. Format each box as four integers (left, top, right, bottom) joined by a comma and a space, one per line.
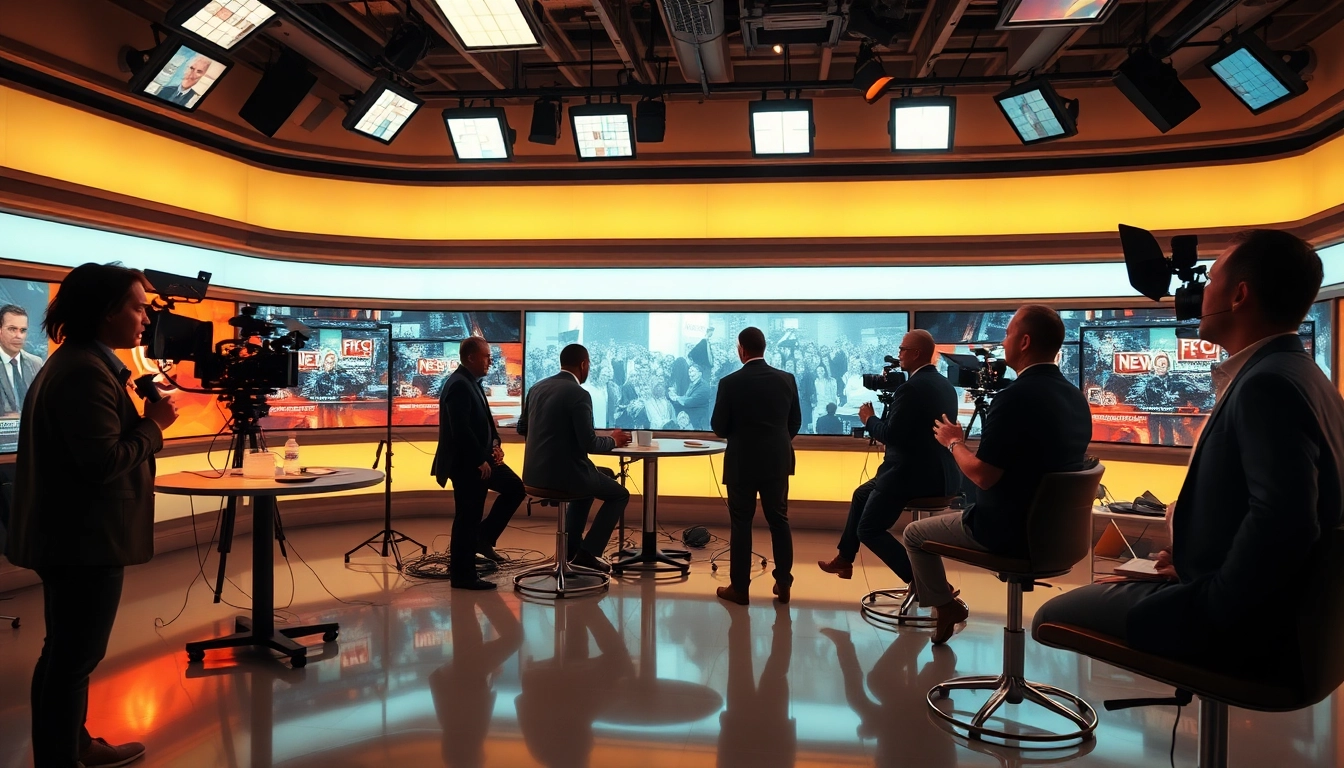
569, 103, 636, 160
888, 96, 955, 152
852, 43, 893, 104
528, 99, 561, 144
442, 106, 515, 161
994, 78, 1078, 145
997, 0, 1120, 29
1113, 48, 1200, 133
773, 44, 783, 54
749, 99, 814, 156
166, 0, 276, 50
239, 48, 316, 137
341, 78, 423, 144
635, 99, 666, 143
1204, 32, 1309, 115
127, 35, 233, 112
383, 20, 432, 71
427, 0, 544, 50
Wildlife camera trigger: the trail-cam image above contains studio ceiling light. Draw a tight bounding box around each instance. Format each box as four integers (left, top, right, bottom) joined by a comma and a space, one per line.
1204, 32, 1309, 115
569, 103, 636, 159
429, 0, 543, 51
528, 99, 561, 144
852, 44, 893, 104
749, 99, 814, 156
997, 0, 1120, 29
167, 0, 276, 50
442, 107, 515, 161
889, 96, 955, 152
342, 78, 423, 144
995, 78, 1078, 145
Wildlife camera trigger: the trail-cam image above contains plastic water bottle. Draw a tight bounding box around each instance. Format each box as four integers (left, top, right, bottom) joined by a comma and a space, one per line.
283, 435, 300, 475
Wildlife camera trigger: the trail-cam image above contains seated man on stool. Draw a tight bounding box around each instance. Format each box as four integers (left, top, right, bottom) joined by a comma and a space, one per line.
906, 305, 1091, 644
818, 329, 960, 587
433, 336, 525, 590
1034, 230, 1344, 678
517, 343, 631, 572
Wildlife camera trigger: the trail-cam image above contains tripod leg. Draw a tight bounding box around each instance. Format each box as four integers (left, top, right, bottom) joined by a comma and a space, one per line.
213, 497, 237, 604
273, 501, 288, 559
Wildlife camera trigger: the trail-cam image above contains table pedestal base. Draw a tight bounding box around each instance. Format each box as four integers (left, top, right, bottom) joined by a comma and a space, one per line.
612, 531, 691, 573
186, 616, 338, 668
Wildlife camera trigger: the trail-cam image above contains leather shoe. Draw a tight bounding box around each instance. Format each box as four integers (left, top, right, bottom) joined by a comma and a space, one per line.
476, 545, 507, 563
772, 581, 791, 604
570, 551, 612, 573
931, 599, 969, 645
451, 578, 498, 590
716, 585, 749, 605
817, 555, 853, 579
80, 737, 145, 768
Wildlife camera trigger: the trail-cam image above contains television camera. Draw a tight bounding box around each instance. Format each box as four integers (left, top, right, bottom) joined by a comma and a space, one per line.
942, 348, 1009, 434
860, 354, 908, 403
1119, 223, 1205, 321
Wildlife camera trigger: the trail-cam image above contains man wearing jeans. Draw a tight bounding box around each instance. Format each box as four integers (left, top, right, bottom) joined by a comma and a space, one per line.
904, 305, 1091, 644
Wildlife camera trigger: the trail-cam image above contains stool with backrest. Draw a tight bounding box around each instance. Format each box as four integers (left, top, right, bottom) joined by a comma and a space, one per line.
1033, 524, 1344, 768
513, 486, 610, 599
860, 495, 965, 630
922, 464, 1105, 744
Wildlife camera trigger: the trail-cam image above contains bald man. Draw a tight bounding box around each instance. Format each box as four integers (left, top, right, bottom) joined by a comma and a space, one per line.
156, 54, 210, 107
818, 330, 961, 585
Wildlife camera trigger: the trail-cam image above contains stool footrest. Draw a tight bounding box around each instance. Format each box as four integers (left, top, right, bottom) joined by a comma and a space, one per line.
928, 673, 1098, 745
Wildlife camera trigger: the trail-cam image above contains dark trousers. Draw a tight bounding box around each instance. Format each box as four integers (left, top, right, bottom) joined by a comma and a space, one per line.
31, 566, 124, 768
727, 478, 793, 593
449, 462, 526, 582
565, 467, 629, 559
837, 477, 918, 583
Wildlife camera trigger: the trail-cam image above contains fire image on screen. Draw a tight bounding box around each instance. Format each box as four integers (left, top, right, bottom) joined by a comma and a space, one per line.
392, 342, 523, 426
525, 312, 908, 435
260, 327, 389, 430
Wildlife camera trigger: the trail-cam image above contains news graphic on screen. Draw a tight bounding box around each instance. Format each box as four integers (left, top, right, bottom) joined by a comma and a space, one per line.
392, 341, 523, 426
525, 311, 908, 434
1004, 0, 1114, 25
143, 44, 228, 110
120, 297, 235, 440
0, 278, 54, 453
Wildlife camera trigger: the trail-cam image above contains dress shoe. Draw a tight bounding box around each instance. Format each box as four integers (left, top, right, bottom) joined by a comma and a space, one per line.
931, 599, 969, 645
716, 585, 749, 605
80, 737, 145, 768
570, 551, 612, 573
476, 545, 507, 563
772, 581, 791, 604
817, 555, 853, 579
451, 578, 498, 591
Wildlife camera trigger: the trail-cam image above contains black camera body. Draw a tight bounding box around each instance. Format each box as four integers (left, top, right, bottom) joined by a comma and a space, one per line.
1120, 224, 1206, 321
861, 354, 907, 402
943, 349, 1009, 395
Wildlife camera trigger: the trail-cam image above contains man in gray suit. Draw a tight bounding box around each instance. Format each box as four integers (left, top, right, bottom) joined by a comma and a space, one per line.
0, 304, 44, 415
517, 344, 631, 573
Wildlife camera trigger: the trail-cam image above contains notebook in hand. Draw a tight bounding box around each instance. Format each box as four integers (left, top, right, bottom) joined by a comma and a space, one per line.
1113, 558, 1164, 580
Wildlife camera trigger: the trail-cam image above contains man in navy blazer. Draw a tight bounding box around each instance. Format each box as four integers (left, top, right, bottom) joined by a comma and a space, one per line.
432, 337, 525, 589
517, 344, 631, 573
1034, 229, 1344, 681
711, 327, 802, 605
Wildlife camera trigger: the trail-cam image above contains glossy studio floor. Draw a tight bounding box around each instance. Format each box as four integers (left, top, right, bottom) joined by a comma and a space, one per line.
0, 517, 1336, 768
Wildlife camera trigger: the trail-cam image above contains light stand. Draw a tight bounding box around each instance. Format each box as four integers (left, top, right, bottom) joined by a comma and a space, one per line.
344, 323, 426, 568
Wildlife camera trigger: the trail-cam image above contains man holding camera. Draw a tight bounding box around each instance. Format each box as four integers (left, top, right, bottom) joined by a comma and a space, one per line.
818, 330, 960, 586
7, 263, 178, 768
1034, 230, 1344, 677
906, 305, 1091, 644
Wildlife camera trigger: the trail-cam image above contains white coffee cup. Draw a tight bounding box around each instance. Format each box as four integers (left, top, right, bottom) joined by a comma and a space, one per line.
243, 450, 278, 478
636, 430, 653, 447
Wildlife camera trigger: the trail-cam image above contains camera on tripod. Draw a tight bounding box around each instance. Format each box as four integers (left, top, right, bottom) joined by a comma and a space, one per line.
861, 355, 908, 402
942, 348, 1010, 396
1119, 224, 1205, 321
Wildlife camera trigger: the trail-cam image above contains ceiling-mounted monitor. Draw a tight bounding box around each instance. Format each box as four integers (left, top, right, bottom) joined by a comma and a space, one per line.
997, 0, 1120, 28
167, 0, 277, 50
129, 36, 233, 112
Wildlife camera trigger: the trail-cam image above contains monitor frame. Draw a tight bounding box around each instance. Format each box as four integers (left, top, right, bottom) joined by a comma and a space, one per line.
441, 106, 516, 162
567, 103, 637, 161
166, 0, 277, 51
1203, 32, 1309, 116
748, 99, 816, 157
888, 95, 957, 153
128, 34, 234, 113
994, 78, 1079, 145
996, 0, 1121, 29
341, 78, 424, 145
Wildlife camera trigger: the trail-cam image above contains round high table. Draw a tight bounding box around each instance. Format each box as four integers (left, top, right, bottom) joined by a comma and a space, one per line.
611, 439, 726, 573
155, 467, 384, 667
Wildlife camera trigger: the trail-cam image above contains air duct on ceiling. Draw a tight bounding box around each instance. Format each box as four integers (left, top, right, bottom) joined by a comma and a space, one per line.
657, 0, 734, 88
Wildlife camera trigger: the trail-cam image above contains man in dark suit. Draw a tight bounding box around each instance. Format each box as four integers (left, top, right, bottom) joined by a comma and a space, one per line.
153, 54, 210, 108
711, 327, 802, 605
517, 344, 631, 572
6, 263, 178, 768
432, 337, 525, 589
813, 402, 843, 435
669, 362, 712, 430
910, 305, 1091, 644
0, 304, 44, 415
1035, 230, 1344, 680
818, 330, 960, 585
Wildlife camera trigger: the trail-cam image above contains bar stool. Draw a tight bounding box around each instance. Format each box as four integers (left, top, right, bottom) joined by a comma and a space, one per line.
923, 465, 1104, 745
860, 495, 962, 630
514, 486, 610, 599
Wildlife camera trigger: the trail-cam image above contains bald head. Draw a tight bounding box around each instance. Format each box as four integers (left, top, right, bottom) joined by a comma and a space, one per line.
899, 329, 936, 370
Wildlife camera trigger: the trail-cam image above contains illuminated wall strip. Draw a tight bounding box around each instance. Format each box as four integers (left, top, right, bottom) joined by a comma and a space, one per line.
5, 85, 1344, 240
3, 212, 1343, 301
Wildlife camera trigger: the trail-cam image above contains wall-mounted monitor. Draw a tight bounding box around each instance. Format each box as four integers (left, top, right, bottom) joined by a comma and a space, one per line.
524, 311, 909, 435
0, 279, 54, 454
130, 36, 233, 112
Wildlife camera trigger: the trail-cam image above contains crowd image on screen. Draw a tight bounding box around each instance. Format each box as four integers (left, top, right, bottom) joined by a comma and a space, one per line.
525, 312, 909, 434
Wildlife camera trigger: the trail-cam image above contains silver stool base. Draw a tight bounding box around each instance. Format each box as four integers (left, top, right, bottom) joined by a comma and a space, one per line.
513, 558, 609, 599
928, 673, 1098, 744
861, 587, 965, 630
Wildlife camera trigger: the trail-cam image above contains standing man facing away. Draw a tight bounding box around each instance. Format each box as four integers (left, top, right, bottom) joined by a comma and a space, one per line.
432, 336, 525, 590
1034, 230, 1344, 679
0, 304, 43, 416
517, 344, 631, 573
711, 327, 802, 605
6, 263, 178, 768
904, 305, 1091, 644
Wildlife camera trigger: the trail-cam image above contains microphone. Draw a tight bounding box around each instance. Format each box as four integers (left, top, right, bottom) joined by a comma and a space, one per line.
1195, 308, 1231, 320
132, 374, 162, 403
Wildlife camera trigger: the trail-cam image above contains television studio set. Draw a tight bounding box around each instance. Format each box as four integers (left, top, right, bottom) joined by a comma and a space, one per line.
2, 1, 1344, 767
